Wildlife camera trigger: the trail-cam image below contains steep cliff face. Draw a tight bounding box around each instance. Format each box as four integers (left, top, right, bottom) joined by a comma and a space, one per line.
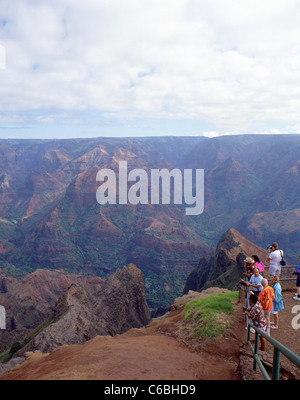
99, 264, 152, 333
18, 264, 151, 353
183, 228, 270, 293
0, 269, 105, 353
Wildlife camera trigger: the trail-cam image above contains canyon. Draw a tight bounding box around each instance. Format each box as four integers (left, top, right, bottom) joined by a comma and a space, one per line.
0, 134, 299, 311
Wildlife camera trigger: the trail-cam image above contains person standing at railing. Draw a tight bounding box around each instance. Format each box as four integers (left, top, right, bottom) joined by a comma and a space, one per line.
249, 267, 264, 297
258, 278, 275, 335
270, 275, 284, 329
242, 256, 255, 279
240, 267, 263, 296
293, 255, 300, 301
245, 294, 267, 352
267, 242, 282, 277
252, 255, 265, 276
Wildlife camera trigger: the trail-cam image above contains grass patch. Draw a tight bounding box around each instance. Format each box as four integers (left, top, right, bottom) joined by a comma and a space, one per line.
182, 291, 239, 340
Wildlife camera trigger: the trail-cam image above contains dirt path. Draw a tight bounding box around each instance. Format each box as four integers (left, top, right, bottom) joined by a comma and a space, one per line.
1, 286, 298, 381
0, 330, 239, 380
267, 289, 300, 353
1, 288, 245, 380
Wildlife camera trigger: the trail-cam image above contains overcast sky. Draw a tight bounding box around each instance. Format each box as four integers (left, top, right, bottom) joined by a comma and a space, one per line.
1, 0, 300, 139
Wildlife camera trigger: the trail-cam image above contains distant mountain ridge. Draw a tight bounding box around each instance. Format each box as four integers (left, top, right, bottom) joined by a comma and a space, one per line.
0, 134, 299, 308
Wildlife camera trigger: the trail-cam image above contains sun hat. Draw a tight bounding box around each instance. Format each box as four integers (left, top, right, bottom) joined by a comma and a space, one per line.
244, 256, 254, 264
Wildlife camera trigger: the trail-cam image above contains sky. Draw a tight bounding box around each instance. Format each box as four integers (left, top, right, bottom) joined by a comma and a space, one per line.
1, 0, 300, 139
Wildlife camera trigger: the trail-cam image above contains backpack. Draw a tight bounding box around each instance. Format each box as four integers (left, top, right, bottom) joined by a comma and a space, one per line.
279, 250, 286, 266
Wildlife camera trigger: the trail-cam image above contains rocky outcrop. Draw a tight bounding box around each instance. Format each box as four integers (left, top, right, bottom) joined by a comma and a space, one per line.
0, 269, 105, 353
0, 286, 245, 381
183, 228, 270, 294
17, 264, 151, 354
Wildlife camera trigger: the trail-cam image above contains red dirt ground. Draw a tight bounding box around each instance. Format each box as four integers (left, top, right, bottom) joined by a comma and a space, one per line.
1, 286, 299, 380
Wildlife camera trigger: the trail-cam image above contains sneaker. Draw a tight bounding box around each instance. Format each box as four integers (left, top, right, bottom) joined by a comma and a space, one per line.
293, 296, 300, 301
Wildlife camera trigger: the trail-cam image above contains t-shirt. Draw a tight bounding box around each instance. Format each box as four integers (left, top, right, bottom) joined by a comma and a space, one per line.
269, 250, 282, 275
254, 261, 264, 273
250, 274, 263, 292
258, 285, 275, 312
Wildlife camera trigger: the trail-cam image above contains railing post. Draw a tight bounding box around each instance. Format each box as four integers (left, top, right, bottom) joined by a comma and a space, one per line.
253, 331, 259, 372
272, 348, 281, 380
247, 324, 250, 342
245, 276, 250, 332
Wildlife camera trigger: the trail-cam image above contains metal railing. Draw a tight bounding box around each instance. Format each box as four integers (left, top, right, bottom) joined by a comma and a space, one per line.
243, 270, 300, 380
264, 264, 298, 282
246, 323, 300, 380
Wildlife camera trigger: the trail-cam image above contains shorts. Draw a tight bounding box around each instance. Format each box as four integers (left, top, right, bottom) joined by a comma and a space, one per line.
270, 310, 278, 315
270, 267, 281, 276
297, 275, 300, 288
269, 269, 281, 276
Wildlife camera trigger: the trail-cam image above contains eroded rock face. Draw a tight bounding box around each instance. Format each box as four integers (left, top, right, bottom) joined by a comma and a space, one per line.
183, 228, 270, 293
0, 269, 105, 353
20, 264, 151, 353
98, 264, 152, 334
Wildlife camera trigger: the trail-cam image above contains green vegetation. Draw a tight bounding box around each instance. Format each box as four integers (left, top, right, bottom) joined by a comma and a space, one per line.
0, 217, 14, 225
143, 268, 188, 309
182, 291, 239, 339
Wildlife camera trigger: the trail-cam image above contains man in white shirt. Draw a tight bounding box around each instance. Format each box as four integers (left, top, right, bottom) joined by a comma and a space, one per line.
268, 242, 282, 276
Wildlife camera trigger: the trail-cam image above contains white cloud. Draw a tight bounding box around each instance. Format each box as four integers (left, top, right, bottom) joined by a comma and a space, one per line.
1, 0, 300, 136
203, 129, 291, 138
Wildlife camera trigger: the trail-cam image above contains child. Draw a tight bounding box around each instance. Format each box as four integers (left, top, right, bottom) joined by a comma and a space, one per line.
293, 255, 300, 301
